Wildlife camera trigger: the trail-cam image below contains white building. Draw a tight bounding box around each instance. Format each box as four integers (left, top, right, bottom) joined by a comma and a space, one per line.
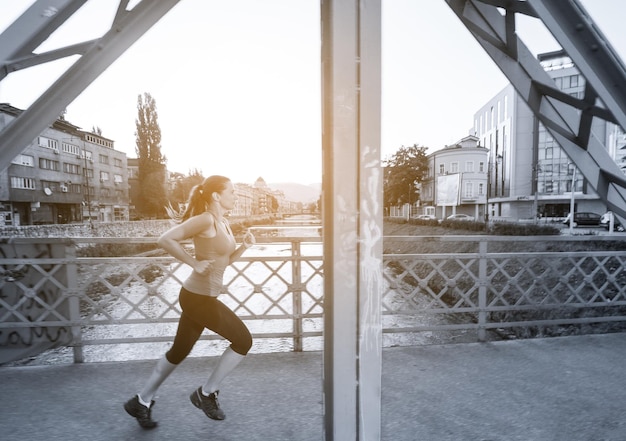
472, 50, 625, 221
421, 135, 489, 220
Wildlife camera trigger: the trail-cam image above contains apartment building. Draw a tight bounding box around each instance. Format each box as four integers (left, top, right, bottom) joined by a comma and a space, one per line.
472, 50, 625, 221
0, 104, 130, 225
421, 135, 489, 220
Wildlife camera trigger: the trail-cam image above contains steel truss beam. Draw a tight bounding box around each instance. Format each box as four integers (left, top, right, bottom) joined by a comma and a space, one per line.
0, 0, 181, 173
445, 0, 626, 220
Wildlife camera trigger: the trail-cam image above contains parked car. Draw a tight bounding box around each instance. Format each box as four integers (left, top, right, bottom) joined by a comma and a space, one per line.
601, 212, 625, 232
415, 214, 437, 220
562, 212, 601, 227
446, 214, 475, 221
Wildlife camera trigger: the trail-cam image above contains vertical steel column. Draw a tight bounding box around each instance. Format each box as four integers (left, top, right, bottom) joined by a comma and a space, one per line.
64, 240, 84, 363
321, 0, 382, 439
477, 240, 488, 342
292, 239, 303, 352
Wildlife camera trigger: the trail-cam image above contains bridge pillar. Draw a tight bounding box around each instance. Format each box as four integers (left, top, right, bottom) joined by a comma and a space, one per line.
321, 1, 383, 440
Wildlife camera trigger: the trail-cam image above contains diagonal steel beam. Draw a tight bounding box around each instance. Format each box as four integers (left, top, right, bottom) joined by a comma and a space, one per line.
0, 0, 181, 173
445, 0, 626, 221
0, 0, 87, 70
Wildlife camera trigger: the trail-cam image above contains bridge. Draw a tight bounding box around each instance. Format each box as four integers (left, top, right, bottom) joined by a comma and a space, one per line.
2, 2, 626, 439
2, 333, 626, 440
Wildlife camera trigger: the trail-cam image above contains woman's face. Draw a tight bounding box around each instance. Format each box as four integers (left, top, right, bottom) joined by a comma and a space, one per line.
217, 180, 236, 210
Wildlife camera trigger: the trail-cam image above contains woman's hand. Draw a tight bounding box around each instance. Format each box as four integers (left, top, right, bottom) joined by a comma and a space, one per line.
243, 230, 256, 248
193, 259, 214, 276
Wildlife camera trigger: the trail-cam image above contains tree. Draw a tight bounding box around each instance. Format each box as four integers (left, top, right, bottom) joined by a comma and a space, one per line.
135, 92, 167, 218
383, 144, 429, 208
170, 168, 204, 207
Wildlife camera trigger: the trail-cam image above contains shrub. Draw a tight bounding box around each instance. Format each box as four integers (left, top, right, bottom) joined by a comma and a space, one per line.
488, 222, 560, 236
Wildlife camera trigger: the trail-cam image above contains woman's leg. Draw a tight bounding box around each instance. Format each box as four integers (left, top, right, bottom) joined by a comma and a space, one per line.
186, 297, 252, 420
125, 289, 205, 428
138, 355, 178, 404
137, 293, 205, 402
199, 297, 252, 392
202, 346, 245, 394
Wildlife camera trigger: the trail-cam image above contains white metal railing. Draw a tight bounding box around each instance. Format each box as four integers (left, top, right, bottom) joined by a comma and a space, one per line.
2, 234, 626, 364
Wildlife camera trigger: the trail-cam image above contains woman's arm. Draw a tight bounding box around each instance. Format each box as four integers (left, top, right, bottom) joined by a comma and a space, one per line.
229, 229, 256, 265
158, 213, 215, 273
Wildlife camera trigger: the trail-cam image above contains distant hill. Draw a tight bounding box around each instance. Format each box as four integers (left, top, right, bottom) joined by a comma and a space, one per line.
268, 182, 321, 203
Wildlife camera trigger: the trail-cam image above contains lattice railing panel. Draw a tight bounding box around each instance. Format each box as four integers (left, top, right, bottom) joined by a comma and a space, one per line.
487, 253, 626, 309
77, 258, 184, 323
383, 255, 481, 312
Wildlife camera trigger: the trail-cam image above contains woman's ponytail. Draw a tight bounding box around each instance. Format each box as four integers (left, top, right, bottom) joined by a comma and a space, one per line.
165, 175, 230, 223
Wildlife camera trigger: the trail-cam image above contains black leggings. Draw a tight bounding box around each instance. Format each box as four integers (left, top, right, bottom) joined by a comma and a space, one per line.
165, 288, 252, 365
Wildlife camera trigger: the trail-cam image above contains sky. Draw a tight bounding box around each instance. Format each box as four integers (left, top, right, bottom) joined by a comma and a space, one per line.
0, 0, 625, 186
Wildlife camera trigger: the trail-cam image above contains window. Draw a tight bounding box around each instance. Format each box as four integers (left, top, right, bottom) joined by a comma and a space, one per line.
450, 162, 459, 173
99, 154, 109, 165
11, 154, 34, 167
101, 188, 111, 197
545, 147, 553, 159
570, 75, 579, 88
113, 174, 123, 184
464, 182, 473, 198
62, 142, 80, 156
63, 163, 81, 174
546, 181, 554, 193
465, 161, 474, 172
568, 164, 575, 175
554, 77, 562, 89
439, 164, 445, 174
82, 150, 93, 162
114, 207, 125, 221
41, 180, 59, 192
10, 176, 36, 189
478, 183, 484, 196
39, 158, 60, 171
38, 136, 59, 152
114, 158, 123, 168
479, 162, 485, 173
100, 171, 110, 182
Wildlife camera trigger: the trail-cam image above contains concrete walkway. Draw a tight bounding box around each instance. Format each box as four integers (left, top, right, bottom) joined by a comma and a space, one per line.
1, 333, 626, 441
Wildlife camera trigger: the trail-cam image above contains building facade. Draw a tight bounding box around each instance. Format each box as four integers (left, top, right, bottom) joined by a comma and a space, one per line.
421, 135, 489, 220
472, 50, 625, 221
0, 104, 130, 225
